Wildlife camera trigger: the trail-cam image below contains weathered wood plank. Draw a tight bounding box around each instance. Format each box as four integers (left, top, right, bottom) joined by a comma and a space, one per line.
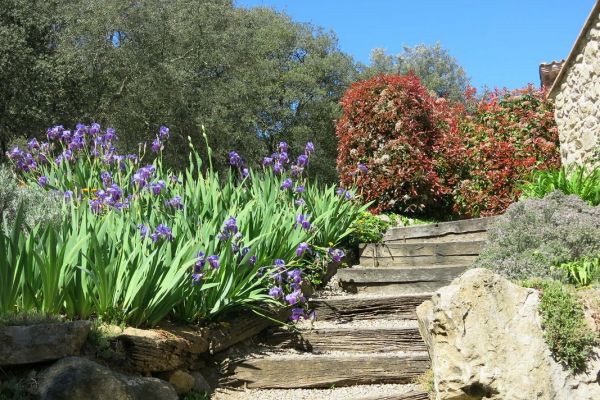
337, 266, 467, 284
343, 281, 453, 295
361, 254, 478, 267
265, 327, 426, 353
227, 354, 430, 389
361, 392, 430, 400
309, 294, 430, 321
386, 230, 487, 244
360, 241, 486, 258
383, 217, 496, 242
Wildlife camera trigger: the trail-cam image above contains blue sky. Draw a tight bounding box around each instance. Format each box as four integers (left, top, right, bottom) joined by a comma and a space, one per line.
235, 0, 596, 91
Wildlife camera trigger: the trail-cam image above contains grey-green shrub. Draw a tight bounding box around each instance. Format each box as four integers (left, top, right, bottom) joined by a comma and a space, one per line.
0, 165, 63, 232
473, 191, 600, 281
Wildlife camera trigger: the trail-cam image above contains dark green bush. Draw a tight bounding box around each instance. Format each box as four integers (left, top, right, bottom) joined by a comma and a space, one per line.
522, 279, 597, 373
473, 191, 600, 281
347, 212, 394, 245
520, 165, 600, 206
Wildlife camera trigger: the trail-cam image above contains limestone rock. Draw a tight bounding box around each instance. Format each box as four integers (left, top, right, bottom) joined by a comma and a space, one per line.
162, 369, 195, 395
0, 321, 92, 366
416, 268, 600, 400
38, 357, 178, 400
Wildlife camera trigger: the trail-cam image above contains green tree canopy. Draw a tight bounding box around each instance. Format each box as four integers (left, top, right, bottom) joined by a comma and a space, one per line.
1, 0, 357, 182
361, 43, 470, 103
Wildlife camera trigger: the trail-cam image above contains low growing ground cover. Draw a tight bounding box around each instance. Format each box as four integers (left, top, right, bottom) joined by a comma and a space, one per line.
473, 190, 600, 372
1, 124, 365, 327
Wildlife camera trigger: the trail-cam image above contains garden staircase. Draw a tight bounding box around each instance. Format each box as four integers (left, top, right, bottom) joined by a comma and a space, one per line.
214, 217, 495, 400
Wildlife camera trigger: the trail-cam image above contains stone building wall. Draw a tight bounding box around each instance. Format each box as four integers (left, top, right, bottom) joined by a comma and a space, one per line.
553, 9, 600, 166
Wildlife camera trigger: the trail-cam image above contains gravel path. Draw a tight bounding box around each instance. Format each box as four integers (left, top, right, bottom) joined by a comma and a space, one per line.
212, 383, 422, 400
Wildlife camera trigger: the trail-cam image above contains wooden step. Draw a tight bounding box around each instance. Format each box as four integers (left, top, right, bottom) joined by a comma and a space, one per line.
360, 240, 485, 267
337, 266, 466, 295
265, 323, 426, 353
383, 217, 496, 243
309, 294, 431, 321
225, 352, 430, 389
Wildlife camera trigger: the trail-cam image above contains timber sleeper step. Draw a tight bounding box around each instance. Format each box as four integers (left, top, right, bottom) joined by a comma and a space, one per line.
308, 293, 432, 321
359, 240, 485, 267
337, 265, 467, 294
264, 320, 426, 353
224, 352, 430, 389
383, 216, 496, 243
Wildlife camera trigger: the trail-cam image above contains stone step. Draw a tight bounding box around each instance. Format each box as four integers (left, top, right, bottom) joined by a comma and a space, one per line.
337, 265, 467, 295
213, 384, 429, 400
359, 240, 485, 267
383, 217, 496, 244
309, 293, 431, 321
224, 352, 430, 389
264, 320, 426, 353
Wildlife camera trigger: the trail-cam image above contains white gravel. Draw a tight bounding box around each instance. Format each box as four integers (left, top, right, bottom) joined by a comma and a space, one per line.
212, 383, 423, 400
293, 317, 419, 331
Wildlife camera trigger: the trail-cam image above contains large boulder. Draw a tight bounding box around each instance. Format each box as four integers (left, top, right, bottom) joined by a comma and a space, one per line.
0, 321, 91, 365
38, 357, 177, 400
416, 268, 600, 400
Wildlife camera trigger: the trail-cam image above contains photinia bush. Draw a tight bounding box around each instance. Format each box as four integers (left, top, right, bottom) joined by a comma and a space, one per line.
453, 86, 560, 217
336, 73, 460, 216
337, 77, 560, 218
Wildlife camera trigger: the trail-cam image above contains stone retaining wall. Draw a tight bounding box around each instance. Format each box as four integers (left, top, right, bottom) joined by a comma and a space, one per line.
553, 9, 600, 166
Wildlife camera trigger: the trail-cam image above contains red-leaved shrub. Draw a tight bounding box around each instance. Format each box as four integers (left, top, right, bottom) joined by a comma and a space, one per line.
336, 76, 560, 218
336, 74, 460, 215
452, 86, 560, 217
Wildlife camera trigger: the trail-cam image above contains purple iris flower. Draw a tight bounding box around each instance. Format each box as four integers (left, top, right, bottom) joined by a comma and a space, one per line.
47, 125, 62, 141
273, 162, 283, 175
295, 214, 311, 231
7, 147, 23, 161
101, 171, 112, 187
295, 185, 305, 193
305, 141, 315, 155
150, 180, 166, 195
297, 154, 309, 167
38, 176, 49, 187
139, 224, 149, 238
287, 269, 302, 284
358, 163, 368, 174
269, 286, 283, 299
192, 273, 204, 286
278, 152, 289, 164
207, 255, 220, 269
224, 217, 238, 234
242, 168, 250, 179
27, 139, 40, 151
60, 130, 72, 143
290, 307, 306, 322
229, 151, 243, 167
263, 157, 273, 166
151, 138, 163, 153
274, 259, 285, 268
153, 224, 173, 242
296, 242, 310, 257
285, 290, 304, 306
194, 252, 206, 273
278, 141, 288, 153
272, 272, 283, 284
90, 123, 101, 136
64, 190, 74, 200
295, 198, 306, 206
159, 126, 170, 140
169, 175, 181, 184
328, 248, 345, 264
249, 255, 257, 266
106, 184, 123, 202
89, 198, 103, 214
166, 196, 184, 210
105, 128, 117, 141
281, 178, 293, 190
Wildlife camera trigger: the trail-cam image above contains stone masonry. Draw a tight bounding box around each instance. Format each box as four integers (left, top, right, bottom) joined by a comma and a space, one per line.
550, 2, 600, 167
